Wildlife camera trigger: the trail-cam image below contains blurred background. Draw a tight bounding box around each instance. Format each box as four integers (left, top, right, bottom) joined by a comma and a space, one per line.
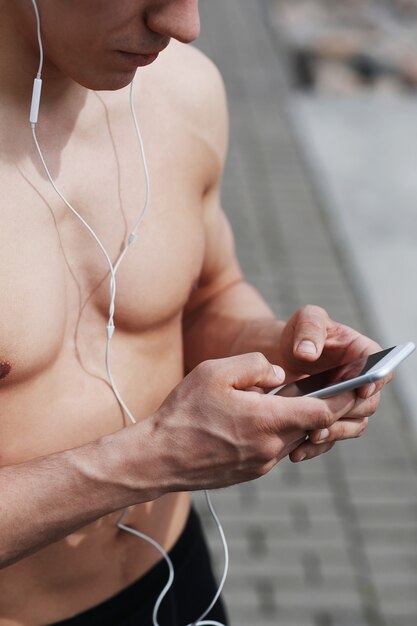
193, 1, 417, 625
270, 0, 417, 424
275, 0, 417, 94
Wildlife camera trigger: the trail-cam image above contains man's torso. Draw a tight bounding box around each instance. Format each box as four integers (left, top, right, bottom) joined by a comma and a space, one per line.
0, 42, 219, 625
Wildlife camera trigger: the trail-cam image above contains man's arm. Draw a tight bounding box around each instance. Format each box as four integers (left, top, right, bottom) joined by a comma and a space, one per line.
0, 421, 158, 568
0, 354, 359, 569
183, 201, 285, 369
182, 61, 385, 460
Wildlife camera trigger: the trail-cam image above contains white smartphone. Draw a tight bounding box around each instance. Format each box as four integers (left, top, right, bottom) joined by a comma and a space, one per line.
268, 342, 416, 399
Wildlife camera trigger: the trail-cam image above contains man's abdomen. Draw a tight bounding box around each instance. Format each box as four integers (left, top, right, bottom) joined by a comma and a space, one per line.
0, 326, 189, 625
0, 493, 191, 625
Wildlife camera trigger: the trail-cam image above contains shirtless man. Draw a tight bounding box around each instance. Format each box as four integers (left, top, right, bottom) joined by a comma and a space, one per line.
0, 1, 385, 625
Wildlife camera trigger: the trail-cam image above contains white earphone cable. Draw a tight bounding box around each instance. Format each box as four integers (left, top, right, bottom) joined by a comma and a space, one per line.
30, 0, 43, 78
28, 2, 229, 625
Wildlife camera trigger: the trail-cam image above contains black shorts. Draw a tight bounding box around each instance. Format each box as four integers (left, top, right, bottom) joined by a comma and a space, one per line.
50, 507, 229, 626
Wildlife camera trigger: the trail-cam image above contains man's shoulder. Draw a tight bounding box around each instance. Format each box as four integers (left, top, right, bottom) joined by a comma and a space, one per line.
160, 40, 225, 101
152, 40, 228, 164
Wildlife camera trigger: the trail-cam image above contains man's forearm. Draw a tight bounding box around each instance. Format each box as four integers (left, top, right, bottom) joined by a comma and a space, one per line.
183, 279, 285, 370
0, 420, 157, 568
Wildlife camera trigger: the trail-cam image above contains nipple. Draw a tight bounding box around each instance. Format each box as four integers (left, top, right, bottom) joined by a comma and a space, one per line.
0, 361, 11, 380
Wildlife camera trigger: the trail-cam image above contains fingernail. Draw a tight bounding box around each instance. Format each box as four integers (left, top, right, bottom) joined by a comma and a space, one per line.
297, 340, 317, 355
317, 428, 329, 443
366, 383, 376, 399
272, 365, 285, 382
297, 453, 307, 462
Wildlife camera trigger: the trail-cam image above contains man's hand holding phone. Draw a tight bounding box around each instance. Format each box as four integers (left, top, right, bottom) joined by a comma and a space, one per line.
148, 353, 359, 493
272, 305, 406, 463
150, 305, 410, 492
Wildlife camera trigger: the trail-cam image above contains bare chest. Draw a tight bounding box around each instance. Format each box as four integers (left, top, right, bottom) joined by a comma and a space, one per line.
0, 106, 207, 386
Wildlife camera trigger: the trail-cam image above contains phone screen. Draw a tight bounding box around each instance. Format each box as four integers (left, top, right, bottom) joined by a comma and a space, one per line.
274, 347, 393, 398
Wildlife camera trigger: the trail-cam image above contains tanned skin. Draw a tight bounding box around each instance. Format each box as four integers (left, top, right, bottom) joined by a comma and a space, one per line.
0, 1, 387, 624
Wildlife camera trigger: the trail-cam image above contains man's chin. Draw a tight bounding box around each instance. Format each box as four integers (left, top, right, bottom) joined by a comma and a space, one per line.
75, 70, 138, 92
